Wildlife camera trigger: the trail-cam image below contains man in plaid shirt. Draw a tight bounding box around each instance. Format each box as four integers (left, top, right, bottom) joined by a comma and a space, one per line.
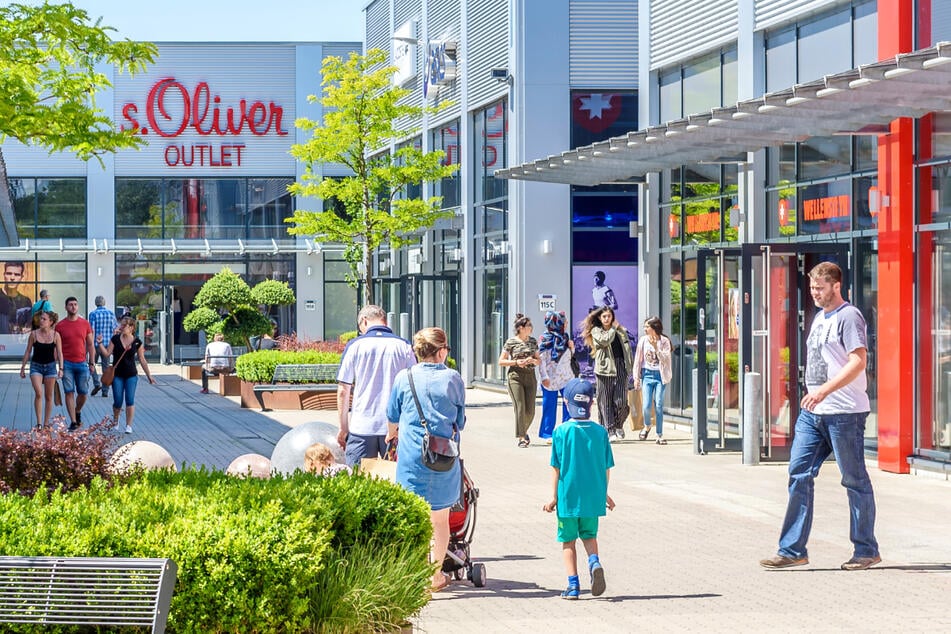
89, 295, 119, 397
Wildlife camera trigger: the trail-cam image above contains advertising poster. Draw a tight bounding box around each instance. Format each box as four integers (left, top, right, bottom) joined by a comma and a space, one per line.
0, 260, 38, 357
571, 264, 639, 382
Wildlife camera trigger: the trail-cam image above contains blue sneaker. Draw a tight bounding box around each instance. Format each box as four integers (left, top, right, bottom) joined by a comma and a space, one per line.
560, 584, 580, 600
589, 560, 606, 597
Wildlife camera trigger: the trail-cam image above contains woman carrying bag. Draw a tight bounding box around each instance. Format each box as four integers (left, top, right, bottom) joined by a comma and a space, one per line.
537, 310, 574, 441
96, 316, 156, 434
581, 306, 633, 441
632, 316, 673, 444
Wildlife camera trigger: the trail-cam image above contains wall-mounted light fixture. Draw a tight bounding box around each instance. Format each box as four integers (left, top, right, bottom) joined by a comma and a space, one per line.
97, 266, 103, 277
306, 266, 313, 277
541, 239, 552, 255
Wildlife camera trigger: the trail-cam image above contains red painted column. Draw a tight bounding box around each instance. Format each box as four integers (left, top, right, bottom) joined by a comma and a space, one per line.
876, 0, 915, 473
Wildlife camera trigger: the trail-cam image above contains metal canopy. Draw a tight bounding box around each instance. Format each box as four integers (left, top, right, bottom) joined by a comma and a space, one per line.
497, 42, 951, 186
0, 238, 340, 256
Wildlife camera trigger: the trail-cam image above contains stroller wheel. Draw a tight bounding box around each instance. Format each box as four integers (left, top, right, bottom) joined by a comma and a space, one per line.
471, 563, 486, 588
453, 568, 465, 581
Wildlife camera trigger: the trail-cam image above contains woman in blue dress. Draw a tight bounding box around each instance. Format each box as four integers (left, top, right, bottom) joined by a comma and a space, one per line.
386, 327, 466, 593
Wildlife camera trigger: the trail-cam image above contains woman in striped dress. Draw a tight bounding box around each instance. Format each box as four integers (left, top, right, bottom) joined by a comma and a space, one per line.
582, 307, 633, 441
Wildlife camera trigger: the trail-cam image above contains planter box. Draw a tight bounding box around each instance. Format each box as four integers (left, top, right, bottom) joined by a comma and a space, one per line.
239, 380, 339, 410
218, 374, 242, 396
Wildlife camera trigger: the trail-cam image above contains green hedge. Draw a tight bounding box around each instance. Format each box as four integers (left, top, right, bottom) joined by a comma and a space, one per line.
0, 469, 433, 633
235, 350, 343, 383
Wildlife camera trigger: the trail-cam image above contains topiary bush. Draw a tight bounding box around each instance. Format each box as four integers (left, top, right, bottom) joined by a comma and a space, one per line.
0, 469, 433, 633
235, 349, 343, 383
0, 418, 118, 496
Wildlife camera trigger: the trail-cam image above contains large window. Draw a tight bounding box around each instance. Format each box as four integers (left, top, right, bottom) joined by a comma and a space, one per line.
473, 99, 508, 383
764, 0, 878, 93
9, 178, 86, 239
430, 120, 460, 208
116, 177, 294, 240
655, 47, 737, 124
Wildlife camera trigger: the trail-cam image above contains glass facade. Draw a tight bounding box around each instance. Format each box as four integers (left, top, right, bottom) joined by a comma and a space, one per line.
115, 177, 294, 240
473, 100, 508, 383
10, 178, 86, 239
655, 47, 737, 124
430, 120, 460, 209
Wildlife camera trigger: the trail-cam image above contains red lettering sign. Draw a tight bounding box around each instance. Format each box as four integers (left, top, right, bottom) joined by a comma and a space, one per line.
803, 195, 850, 222
163, 144, 246, 167
686, 212, 720, 234
121, 78, 288, 139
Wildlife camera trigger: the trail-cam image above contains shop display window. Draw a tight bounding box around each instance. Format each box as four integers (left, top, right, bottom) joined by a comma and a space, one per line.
10, 178, 86, 239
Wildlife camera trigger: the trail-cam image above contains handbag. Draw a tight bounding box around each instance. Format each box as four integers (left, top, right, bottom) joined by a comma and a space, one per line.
570, 353, 581, 378
100, 345, 129, 387
407, 368, 458, 472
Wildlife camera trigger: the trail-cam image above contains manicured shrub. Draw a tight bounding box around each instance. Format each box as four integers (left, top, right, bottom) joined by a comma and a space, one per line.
0, 418, 118, 496
276, 332, 347, 354
338, 330, 358, 345
235, 349, 343, 383
0, 469, 433, 633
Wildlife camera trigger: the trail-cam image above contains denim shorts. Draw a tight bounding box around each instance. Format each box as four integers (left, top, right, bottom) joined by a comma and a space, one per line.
62, 360, 90, 395
29, 361, 58, 379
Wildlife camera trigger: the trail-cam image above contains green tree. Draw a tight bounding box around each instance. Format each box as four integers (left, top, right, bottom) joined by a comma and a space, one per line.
183, 268, 296, 348
0, 2, 157, 244
287, 48, 459, 305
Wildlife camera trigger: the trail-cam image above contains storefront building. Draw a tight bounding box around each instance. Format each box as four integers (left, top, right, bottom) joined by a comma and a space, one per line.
0, 42, 360, 361
364, 0, 638, 386
503, 0, 951, 474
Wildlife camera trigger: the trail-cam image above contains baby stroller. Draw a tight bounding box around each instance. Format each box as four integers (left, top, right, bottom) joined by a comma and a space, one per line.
441, 461, 486, 587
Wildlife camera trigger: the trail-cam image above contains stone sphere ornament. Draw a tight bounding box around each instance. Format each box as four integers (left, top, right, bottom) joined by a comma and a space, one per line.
226, 453, 272, 479
109, 441, 177, 473
270, 422, 345, 475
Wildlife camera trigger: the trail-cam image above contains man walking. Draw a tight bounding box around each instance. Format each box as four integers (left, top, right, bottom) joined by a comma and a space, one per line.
89, 295, 119, 397
760, 262, 880, 571
336, 305, 416, 467
54, 296, 96, 430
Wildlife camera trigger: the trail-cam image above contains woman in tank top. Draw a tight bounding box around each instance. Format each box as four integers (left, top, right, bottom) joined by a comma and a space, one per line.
19, 310, 64, 428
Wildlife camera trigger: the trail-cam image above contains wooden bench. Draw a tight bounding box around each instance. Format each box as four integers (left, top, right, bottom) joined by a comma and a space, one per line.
252, 363, 339, 411
0, 556, 177, 634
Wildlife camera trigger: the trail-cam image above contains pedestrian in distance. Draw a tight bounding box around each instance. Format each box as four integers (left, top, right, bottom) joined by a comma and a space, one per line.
543, 378, 615, 600
538, 310, 574, 442
499, 313, 541, 448
632, 316, 673, 444
581, 306, 633, 441
19, 310, 63, 428
760, 261, 881, 571
386, 327, 466, 593
336, 305, 416, 467
89, 295, 120, 398
96, 316, 157, 434
54, 296, 96, 431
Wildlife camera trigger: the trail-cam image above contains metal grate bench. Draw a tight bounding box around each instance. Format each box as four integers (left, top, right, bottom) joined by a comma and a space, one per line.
252, 363, 340, 411
0, 556, 177, 634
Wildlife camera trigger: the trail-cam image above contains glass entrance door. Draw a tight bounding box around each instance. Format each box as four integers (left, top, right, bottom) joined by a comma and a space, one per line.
404, 275, 460, 358
696, 249, 743, 453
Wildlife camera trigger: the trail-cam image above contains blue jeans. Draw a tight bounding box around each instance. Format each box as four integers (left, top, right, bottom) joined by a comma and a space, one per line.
92, 349, 110, 394
62, 360, 90, 395
112, 375, 138, 408
777, 410, 879, 560
539, 386, 569, 439
641, 369, 666, 435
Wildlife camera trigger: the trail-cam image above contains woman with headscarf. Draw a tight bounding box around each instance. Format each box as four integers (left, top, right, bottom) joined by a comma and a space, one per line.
537, 310, 575, 442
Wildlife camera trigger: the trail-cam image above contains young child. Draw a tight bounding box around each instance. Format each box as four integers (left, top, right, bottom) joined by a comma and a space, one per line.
304, 442, 351, 477
542, 378, 616, 599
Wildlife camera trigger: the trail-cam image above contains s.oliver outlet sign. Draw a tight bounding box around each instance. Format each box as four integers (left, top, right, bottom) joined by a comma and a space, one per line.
121, 78, 288, 168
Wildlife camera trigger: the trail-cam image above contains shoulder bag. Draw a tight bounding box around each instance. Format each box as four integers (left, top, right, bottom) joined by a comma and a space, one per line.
100, 343, 129, 387
407, 368, 459, 472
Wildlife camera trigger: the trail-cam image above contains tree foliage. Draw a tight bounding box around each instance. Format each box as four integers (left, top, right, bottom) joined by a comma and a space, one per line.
0, 2, 157, 159
287, 48, 459, 304
183, 268, 296, 348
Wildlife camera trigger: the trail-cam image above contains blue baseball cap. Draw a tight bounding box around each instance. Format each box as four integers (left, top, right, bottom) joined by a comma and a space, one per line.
563, 378, 594, 420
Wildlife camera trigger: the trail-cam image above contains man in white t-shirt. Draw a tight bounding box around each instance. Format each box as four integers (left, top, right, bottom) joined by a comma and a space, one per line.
760, 262, 880, 572
336, 305, 416, 466
201, 333, 233, 394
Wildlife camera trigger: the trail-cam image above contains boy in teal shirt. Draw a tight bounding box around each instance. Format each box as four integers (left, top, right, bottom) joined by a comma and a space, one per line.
543, 378, 616, 599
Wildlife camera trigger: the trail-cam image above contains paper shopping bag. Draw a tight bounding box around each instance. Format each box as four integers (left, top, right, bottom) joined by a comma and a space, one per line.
360, 457, 398, 482
53, 380, 63, 407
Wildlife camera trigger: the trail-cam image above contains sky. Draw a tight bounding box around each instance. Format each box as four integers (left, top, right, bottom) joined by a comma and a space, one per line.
34, 0, 365, 43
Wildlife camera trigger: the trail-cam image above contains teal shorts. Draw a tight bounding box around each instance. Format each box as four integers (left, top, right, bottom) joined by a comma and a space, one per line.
557, 516, 599, 542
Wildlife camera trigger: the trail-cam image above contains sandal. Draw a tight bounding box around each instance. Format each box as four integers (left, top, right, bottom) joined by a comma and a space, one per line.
431, 573, 451, 593
638, 426, 652, 441
655, 438, 667, 445
517, 438, 530, 448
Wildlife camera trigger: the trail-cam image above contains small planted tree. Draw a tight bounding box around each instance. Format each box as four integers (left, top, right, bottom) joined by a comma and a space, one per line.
183, 268, 295, 348
287, 48, 459, 305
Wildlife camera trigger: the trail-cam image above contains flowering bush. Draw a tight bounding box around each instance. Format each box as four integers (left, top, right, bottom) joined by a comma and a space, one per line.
0, 417, 119, 496
276, 332, 347, 354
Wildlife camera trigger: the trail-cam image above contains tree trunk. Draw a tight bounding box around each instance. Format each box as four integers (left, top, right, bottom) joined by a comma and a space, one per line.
362, 242, 374, 306
0, 149, 20, 247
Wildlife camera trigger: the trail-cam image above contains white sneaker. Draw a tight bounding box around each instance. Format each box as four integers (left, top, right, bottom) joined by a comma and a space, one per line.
616, 427, 625, 440
125, 425, 133, 434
